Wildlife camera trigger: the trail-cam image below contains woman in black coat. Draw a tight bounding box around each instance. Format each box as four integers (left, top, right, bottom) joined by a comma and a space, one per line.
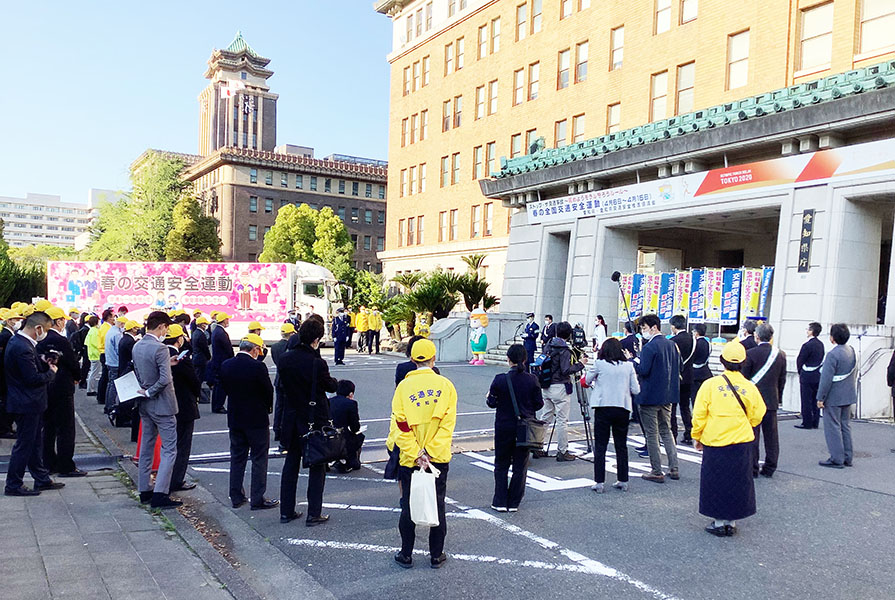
277, 318, 338, 526
164, 326, 201, 492
487, 344, 544, 512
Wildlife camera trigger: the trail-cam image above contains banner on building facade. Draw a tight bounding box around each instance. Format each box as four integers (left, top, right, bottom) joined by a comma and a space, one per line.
629, 273, 645, 320
528, 137, 895, 225
658, 272, 675, 321
758, 267, 775, 317
617, 273, 633, 322
704, 268, 723, 322
643, 273, 661, 316
689, 269, 706, 323
740, 268, 763, 320
720, 268, 742, 326
674, 270, 691, 316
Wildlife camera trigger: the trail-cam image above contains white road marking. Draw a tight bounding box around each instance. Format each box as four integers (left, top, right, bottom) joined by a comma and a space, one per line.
464, 451, 595, 492
190, 466, 391, 483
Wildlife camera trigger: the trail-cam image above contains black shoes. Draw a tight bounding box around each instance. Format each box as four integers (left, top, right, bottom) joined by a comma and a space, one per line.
212, 408, 228, 414
305, 514, 330, 527
555, 451, 577, 462
705, 524, 728, 537
794, 424, 811, 429
251, 499, 280, 511
57, 469, 88, 478
35, 481, 65, 491
394, 552, 413, 569
430, 553, 448, 569
149, 493, 182, 509
139, 491, 153, 504
280, 511, 304, 523
231, 498, 247, 508
667, 469, 680, 480
531, 449, 548, 459
86, 392, 97, 397
4, 486, 40, 497
759, 470, 774, 478
818, 459, 844, 469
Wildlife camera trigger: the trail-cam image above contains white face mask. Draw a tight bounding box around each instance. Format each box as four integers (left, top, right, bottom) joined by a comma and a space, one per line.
35, 326, 48, 342
641, 329, 654, 341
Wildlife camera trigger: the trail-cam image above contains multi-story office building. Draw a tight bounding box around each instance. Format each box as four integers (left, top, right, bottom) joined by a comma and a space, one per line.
136, 32, 388, 268
375, 0, 895, 289
0, 193, 92, 248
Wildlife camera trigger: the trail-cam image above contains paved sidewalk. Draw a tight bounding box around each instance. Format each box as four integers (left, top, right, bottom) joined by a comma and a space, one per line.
0, 421, 234, 600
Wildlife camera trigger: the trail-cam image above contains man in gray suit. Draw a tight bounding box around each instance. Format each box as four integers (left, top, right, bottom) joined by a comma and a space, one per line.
133, 311, 181, 508
817, 323, 857, 468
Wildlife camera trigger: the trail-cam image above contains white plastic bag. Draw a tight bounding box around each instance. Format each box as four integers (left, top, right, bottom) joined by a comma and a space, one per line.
409, 465, 441, 527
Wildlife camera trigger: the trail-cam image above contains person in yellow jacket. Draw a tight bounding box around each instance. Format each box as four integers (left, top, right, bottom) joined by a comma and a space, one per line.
355, 306, 369, 353
366, 307, 382, 354
413, 315, 431, 338
389, 338, 457, 569
692, 340, 767, 537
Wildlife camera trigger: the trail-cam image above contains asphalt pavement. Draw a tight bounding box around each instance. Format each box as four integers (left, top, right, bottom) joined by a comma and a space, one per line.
80, 347, 895, 600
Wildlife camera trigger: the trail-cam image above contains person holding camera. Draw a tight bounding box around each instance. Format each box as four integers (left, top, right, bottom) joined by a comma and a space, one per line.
487, 344, 543, 512
538, 321, 587, 462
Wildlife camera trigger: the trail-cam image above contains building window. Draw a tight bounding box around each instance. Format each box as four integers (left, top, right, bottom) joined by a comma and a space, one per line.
310, 176, 318, 191
575, 41, 588, 83
676, 62, 695, 114
378, 185, 386, 199
420, 110, 428, 139
525, 128, 538, 154
441, 156, 450, 187
364, 235, 372, 251
579, 0, 590, 8
444, 42, 454, 75
422, 55, 430, 86
478, 25, 488, 59
351, 207, 359, 223
799, 2, 833, 71
420, 163, 427, 192
861, 0, 895, 54
325, 178, 332, 193
365, 183, 373, 198
511, 133, 522, 158
425, 2, 433, 29
452, 152, 461, 184
456, 37, 465, 70
352, 234, 359, 249
443, 99, 451, 131
412, 60, 421, 91
680, 0, 697, 23
484, 202, 493, 236
398, 220, 404, 247
249, 196, 258, 212
407, 217, 415, 246
448, 0, 457, 16
655, 0, 671, 34
554, 119, 568, 148
607, 102, 621, 133
377, 236, 385, 251
406, 16, 413, 44
250, 168, 257, 183
488, 79, 498, 114
409, 166, 416, 195
364, 209, 372, 225
403, 66, 411, 96
339, 180, 346, 195
338, 206, 346, 220
528, 62, 539, 100
486, 142, 496, 175
400, 169, 408, 197
572, 114, 586, 142
265, 198, 273, 213
453, 95, 462, 128
378, 210, 385, 224
296, 174, 303, 189
471, 205, 481, 238
610, 26, 624, 70
491, 17, 501, 52
557, 49, 570, 89
417, 215, 424, 245
727, 30, 749, 89
449, 208, 458, 241
513, 69, 524, 105
438, 211, 447, 242
650, 71, 668, 121
281, 173, 288, 187
532, 0, 542, 33
265, 171, 273, 185
248, 225, 257, 241
473, 146, 483, 179
475, 85, 486, 119
560, 0, 572, 20
516, 3, 528, 41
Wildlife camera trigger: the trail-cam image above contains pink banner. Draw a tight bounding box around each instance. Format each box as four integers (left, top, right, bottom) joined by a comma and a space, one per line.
47, 261, 290, 323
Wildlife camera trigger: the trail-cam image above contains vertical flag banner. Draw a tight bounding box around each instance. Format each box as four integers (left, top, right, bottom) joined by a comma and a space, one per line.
689, 269, 706, 323
674, 270, 691, 317
630, 273, 645, 319
658, 272, 675, 321
704, 268, 724, 322
739, 268, 762, 320
720, 268, 742, 326
643, 273, 661, 315
617, 273, 633, 322
758, 266, 775, 317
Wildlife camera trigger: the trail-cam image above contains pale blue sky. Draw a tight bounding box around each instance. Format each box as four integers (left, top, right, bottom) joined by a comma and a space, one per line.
1, 1, 392, 205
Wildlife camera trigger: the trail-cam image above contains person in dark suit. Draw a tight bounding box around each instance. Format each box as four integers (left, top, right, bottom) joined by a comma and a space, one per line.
740, 320, 758, 351
521, 313, 539, 372
330, 379, 364, 472
487, 344, 544, 511
271, 323, 295, 446
620, 321, 640, 359
72, 313, 91, 388
627, 314, 680, 483
670, 315, 696, 444
278, 318, 339, 526
164, 325, 201, 492
4, 311, 64, 496
209, 313, 234, 414
690, 323, 713, 404
796, 322, 825, 429
220, 334, 277, 510
190, 316, 212, 405
539, 315, 556, 351
37, 307, 85, 477
331, 308, 350, 365
0, 309, 24, 439
64, 309, 80, 338
740, 323, 787, 478
117, 321, 139, 376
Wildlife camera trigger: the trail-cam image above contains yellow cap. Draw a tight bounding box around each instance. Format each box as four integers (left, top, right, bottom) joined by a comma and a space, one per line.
10, 302, 25, 311
193, 309, 203, 316
45, 307, 69, 321
280, 323, 295, 334
68, 307, 80, 315
0, 308, 9, 320
248, 321, 265, 330
34, 299, 53, 311
166, 324, 186, 339
196, 316, 210, 325
215, 312, 231, 323
242, 333, 265, 348
116, 316, 128, 324
124, 320, 141, 331
411, 339, 437, 361
721, 340, 747, 363
210, 310, 219, 318
21, 305, 35, 317
166, 310, 176, 317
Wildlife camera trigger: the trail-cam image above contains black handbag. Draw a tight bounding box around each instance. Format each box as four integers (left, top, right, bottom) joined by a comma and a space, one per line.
507, 372, 548, 449
300, 359, 347, 468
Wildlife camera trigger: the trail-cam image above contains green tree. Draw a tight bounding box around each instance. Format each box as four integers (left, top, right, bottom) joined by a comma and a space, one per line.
312, 207, 355, 282
391, 271, 424, 292
0, 219, 10, 260
7, 245, 78, 270
461, 253, 487, 273
408, 272, 461, 320
352, 270, 387, 308
258, 203, 317, 263
165, 195, 222, 261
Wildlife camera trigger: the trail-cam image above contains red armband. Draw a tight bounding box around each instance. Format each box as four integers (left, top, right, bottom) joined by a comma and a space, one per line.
396, 420, 411, 433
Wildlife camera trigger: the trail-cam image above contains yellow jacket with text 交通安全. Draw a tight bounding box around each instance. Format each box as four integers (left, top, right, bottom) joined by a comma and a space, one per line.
691, 370, 766, 447
355, 312, 369, 332
389, 368, 457, 467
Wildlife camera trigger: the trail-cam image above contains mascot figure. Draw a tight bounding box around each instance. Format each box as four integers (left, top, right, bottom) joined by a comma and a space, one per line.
469, 310, 489, 365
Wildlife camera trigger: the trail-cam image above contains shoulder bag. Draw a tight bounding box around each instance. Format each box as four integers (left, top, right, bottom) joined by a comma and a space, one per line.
301, 359, 347, 468
507, 372, 548, 449
720, 374, 749, 417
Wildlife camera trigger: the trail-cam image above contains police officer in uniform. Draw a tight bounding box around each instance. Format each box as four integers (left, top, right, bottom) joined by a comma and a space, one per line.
795, 322, 824, 429
331, 308, 350, 365
521, 313, 539, 372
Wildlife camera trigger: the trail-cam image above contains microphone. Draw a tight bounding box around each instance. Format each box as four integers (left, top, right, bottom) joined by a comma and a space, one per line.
611, 271, 621, 282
